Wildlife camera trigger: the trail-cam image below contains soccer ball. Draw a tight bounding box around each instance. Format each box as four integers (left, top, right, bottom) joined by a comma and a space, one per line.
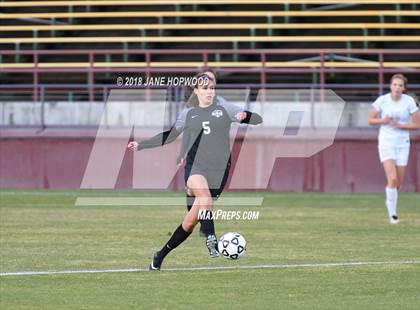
218, 232, 246, 259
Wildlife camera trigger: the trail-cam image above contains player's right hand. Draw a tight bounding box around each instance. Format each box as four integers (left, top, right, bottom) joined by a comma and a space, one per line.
127, 141, 139, 151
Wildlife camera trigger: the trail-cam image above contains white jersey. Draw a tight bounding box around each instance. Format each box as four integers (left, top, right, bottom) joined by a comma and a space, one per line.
372, 93, 418, 148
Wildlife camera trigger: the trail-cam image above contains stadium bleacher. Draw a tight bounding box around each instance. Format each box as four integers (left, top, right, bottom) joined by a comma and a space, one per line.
0, 0, 419, 101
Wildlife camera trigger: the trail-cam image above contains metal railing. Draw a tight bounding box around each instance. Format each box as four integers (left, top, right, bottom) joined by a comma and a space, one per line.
1, 82, 419, 129
1, 48, 420, 102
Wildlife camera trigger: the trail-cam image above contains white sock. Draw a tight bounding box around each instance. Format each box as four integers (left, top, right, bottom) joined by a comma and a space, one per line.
385, 187, 398, 217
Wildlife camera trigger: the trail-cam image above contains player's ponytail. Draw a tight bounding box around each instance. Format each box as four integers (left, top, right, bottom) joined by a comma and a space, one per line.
186, 87, 199, 107
183, 85, 194, 107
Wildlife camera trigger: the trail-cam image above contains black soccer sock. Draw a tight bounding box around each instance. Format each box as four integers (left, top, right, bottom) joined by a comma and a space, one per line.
199, 210, 215, 236
158, 224, 192, 259
186, 194, 195, 211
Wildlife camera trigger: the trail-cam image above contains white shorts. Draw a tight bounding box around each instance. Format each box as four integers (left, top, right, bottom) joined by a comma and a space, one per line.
378, 146, 410, 166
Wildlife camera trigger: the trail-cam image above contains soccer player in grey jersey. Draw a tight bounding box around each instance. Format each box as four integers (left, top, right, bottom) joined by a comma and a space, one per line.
177, 70, 222, 238
128, 74, 262, 270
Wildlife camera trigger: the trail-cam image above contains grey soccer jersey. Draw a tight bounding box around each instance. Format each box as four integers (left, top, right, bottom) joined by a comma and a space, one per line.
138, 97, 262, 174
175, 97, 244, 171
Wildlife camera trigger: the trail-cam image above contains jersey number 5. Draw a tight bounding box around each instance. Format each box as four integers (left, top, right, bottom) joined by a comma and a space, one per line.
202, 121, 211, 135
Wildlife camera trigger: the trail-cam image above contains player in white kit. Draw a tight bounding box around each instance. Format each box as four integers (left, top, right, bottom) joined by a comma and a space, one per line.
368, 74, 419, 224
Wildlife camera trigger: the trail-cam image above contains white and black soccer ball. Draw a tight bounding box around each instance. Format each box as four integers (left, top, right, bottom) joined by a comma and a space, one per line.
218, 232, 246, 260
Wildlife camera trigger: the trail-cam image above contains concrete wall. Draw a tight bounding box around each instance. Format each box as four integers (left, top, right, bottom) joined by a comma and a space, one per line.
1, 129, 418, 192
0, 101, 372, 128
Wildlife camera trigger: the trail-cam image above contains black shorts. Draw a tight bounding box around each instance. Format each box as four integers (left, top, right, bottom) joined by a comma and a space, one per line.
184, 163, 230, 200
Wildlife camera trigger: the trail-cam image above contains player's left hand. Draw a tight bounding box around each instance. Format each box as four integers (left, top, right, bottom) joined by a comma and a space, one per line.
235, 112, 247, 122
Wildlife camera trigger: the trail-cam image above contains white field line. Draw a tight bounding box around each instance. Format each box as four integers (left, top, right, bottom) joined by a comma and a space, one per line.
1, 260, 419, 277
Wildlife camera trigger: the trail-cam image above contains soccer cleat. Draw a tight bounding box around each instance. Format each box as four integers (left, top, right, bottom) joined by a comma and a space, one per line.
389, 215, 399, 225
149, 252, 163, 271
206, 234, 220, 258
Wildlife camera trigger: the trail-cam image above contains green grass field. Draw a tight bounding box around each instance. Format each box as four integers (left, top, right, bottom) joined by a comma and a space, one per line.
1, 190, 419, 309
